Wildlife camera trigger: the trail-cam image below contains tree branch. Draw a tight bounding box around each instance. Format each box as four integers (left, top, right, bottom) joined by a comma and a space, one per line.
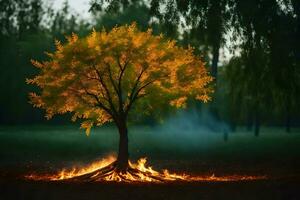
105, 62, 123, 113
127, 67, 147, 104
117, 58, 129, 108
68, 86, 113, 117
82, 74, 107, 99
92, 65, 118, 115
125, 79, 156, 116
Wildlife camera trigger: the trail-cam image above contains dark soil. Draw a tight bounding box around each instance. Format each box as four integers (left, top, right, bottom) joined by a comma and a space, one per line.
0, 177, 299, 200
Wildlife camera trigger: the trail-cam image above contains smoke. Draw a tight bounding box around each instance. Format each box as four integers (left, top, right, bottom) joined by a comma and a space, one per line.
158, 108, 228, 134
128, 108, 230, 159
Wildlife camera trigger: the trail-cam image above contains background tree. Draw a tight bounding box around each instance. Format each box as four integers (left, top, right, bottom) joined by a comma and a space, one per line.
0, 0, 298, 137
92, 1, 151, 31
27, 24, 213, 172
226, 0, 300, 135
0, 0, 45, 123
0, 0, 90, 124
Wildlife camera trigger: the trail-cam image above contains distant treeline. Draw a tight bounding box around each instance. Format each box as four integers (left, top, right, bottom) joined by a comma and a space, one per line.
0, 0, 299, 135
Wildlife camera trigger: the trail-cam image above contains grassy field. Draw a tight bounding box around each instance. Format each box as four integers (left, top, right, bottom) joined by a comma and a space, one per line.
0, 125, 300, 199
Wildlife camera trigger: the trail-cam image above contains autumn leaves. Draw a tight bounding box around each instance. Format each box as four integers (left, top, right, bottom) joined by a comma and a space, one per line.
27, 23, 213, 134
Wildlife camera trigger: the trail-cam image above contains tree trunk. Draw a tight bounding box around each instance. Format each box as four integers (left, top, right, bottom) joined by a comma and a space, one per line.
285, 95, 291, 133
254, 111, 260, 137
286, 115, 291, 133
116, 120, 129, 172
210, 42, 220, 127
229, 120, 236, 132
246, 108, 253, 132
211, 43, 220, 80
286, 101, 291, 133
223, 130, 228, 141
285, 117, 290, 133
246, 112, 253, 132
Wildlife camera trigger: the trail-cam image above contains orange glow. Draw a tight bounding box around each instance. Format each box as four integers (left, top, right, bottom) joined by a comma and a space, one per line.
26, 155, 266, 183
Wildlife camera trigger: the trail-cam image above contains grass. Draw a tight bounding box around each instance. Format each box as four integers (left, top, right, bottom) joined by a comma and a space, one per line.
0, 125, 299, 173
0, 125, 299, 199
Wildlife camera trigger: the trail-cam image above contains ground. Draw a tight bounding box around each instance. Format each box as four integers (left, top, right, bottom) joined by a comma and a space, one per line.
1, 179, 299, 200
0, 125, 300, 199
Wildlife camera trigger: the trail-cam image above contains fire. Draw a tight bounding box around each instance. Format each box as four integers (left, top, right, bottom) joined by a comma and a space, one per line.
26, 155, 116, 181
26, 156, 266, 183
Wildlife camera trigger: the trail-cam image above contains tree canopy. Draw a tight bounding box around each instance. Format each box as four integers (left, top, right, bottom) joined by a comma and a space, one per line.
0, 0, 298, 133
27, 23, 213, 135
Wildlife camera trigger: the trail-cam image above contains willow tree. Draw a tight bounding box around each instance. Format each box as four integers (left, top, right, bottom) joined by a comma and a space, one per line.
27, 24, 212, 173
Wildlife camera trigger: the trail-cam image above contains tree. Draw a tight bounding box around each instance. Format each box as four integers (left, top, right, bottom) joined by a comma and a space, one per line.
0, 0, 46, 124
147, 0, 236, 82
27, 24, 213, 174
228, 0, 300, 134
92, 1, 151, 31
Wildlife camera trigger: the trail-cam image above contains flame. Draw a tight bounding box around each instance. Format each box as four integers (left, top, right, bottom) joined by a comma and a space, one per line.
26, 155, 115, 181
26, 155, 266, 183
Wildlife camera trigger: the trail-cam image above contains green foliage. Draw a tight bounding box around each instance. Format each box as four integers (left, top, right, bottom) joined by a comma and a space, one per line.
93, 2, 151, 31
0, 0, 90, 124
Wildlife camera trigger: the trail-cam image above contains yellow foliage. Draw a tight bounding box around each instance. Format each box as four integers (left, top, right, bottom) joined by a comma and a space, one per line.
55, 39, 63, 51
80, 121, 93, 136
30, 59, 44, 68
27, 23, 213, 135
170, 96, 187, 108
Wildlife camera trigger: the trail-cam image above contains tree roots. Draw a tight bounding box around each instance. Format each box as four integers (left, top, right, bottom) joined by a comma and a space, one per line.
64, 161, 186, 183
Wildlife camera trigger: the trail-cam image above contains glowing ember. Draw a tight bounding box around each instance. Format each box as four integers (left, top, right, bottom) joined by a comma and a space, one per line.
25, 156, 266, 183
